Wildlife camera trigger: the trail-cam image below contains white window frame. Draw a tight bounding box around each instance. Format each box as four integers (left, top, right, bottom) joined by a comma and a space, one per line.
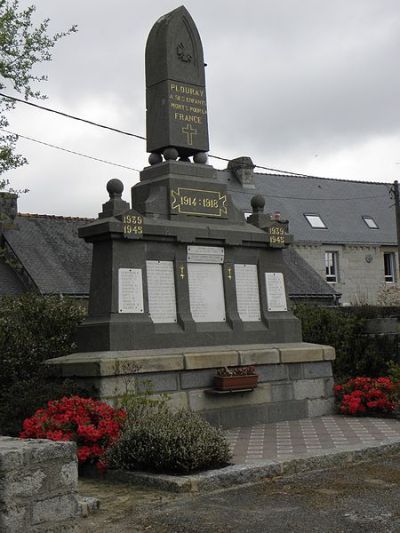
304, 214, 327, 229
384, 252, 396, 283
325, 251, 338, 283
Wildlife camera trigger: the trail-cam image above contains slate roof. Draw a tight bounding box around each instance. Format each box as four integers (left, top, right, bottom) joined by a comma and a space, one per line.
218, 170, 395, 246
0, 259, 24, 295
282, 246, 337, 299
3, 214, 93, 295
1, 211, 336, 301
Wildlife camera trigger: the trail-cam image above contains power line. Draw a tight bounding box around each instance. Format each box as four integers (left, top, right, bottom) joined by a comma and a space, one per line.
2, 128, 392, 203
0, 92, 394, 184
0, 91, 345, 180
1, 129, 140, 173
235, 190, 390, 202
0, 92, 146, 141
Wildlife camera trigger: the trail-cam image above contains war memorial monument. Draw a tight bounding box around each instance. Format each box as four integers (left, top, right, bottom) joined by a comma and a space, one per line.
49, 6, 335, 427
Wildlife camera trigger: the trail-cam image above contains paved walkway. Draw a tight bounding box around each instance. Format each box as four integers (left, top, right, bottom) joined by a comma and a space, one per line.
225, 415, 400, 463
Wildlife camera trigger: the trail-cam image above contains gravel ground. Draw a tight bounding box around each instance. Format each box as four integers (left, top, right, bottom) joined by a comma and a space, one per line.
79, 454, 400, 532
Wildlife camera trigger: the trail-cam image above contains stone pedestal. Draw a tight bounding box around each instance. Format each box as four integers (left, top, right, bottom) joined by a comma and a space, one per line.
76, 161, 301, 352
47, 342, 336, 428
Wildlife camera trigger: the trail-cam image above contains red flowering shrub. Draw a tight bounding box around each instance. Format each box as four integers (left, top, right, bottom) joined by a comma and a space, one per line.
334, 377, 400, 416
20, 396, 126, 471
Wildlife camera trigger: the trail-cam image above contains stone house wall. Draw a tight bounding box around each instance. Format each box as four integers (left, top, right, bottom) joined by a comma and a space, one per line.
294, 244, 400, 305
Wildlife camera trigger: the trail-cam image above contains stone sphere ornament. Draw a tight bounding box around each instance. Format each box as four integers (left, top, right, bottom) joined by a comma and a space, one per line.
193, 152, 208, 164
106, 178, 124, 198
250, 194, 265, 213
163, 147, 179, 160
148, 152, 162, 165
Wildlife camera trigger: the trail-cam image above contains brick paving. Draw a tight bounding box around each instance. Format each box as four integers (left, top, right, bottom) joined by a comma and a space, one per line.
225, 415, 400, 463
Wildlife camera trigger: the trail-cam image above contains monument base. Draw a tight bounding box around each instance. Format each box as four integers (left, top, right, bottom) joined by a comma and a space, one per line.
47, 342, 336, 428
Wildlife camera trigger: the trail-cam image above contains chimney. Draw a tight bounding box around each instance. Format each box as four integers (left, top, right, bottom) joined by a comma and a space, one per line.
0, 191, 18, 230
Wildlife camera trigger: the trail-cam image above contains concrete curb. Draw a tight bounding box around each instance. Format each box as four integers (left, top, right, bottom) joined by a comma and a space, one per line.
100, 438, 400, 493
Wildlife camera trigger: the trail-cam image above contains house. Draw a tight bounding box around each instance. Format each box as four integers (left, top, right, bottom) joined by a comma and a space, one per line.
222, 157, 398, 305
0, 192, 92, 297
0, 190, 337, 304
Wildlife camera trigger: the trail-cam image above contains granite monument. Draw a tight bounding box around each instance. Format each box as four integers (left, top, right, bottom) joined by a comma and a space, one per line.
48, 6, 335, 427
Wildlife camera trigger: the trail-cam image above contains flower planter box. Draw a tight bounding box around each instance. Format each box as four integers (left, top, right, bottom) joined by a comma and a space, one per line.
213, 374, 258, 391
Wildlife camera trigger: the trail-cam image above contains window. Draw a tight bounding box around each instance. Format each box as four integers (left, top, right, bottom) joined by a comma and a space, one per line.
325, 251, 338, 283
362, 216, 378, 229
384, 252, 396, 283
304, 214, 327, 229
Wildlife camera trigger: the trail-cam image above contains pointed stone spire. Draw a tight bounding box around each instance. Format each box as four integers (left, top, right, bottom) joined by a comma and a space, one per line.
145, 6, 209, 161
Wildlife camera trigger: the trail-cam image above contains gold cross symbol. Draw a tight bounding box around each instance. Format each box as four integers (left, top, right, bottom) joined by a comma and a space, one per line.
179, 265, 185, 279
182, 124, 198, 145
227, 267, 232, 280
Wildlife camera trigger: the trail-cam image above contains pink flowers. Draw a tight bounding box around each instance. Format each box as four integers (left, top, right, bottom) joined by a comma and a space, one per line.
20, 396, 126, 470
334, 377, 399, 416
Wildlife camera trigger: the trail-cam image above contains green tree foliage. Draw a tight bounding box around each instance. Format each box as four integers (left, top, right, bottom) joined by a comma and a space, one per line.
0, 0, 76, 178
0, 293, 87, 436
294, 304, 399, 380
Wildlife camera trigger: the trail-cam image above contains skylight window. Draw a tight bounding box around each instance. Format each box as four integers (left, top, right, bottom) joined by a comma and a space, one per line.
304, 214, 327, 229
362, 216, 378, 229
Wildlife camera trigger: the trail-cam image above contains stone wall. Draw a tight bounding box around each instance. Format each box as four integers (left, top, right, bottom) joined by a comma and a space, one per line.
0, 437, 79, 532
48, 342, 336, 429
295, 243, 399, 305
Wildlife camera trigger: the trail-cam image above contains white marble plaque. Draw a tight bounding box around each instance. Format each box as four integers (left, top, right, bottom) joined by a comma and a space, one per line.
118, 268, 144, 313
146, 260, 177, 323
265, 272, 287, 312
187, 245, 224, 264
234, 264, 261, 321
188, 263, 226, 322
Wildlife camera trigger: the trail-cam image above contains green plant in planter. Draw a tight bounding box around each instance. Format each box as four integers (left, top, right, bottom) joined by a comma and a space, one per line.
216, 365, 257, 376
214, 366, 259, 391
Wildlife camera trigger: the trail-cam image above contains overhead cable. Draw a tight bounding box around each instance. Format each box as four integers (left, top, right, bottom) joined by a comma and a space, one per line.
0, 92, 393, 184
0, 91, 341, 180
0, 92, 146, 141
1, 128, 140, 173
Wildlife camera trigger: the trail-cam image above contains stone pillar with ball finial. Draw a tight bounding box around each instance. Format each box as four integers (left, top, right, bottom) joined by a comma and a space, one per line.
99, 179, 130, 218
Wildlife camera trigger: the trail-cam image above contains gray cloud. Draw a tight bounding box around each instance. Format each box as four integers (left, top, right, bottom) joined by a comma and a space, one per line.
8, 0, 400, 216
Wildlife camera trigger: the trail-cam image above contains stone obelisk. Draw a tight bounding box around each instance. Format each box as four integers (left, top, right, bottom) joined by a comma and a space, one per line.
145, 6, 209, 162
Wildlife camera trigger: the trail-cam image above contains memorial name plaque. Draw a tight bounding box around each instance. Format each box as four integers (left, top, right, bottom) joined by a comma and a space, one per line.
118, 268, 144, 313
146, 261, 177, 323
234, 264, 261, 321
265, 272, 287, 312
187, 245, 224, 264
188, 263, 226, 322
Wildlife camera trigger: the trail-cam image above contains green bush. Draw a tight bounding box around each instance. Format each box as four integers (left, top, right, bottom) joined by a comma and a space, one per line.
107, 406, 232, 474
0, 293, 87, 436
294, 304, 399, 380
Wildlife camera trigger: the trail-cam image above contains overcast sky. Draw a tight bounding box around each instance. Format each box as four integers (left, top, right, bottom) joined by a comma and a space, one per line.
4, 0, 400, 217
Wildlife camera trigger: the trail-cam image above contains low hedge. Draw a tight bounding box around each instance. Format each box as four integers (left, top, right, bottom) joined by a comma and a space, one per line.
107, 406, 232, 475
294, 304, 400, 380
